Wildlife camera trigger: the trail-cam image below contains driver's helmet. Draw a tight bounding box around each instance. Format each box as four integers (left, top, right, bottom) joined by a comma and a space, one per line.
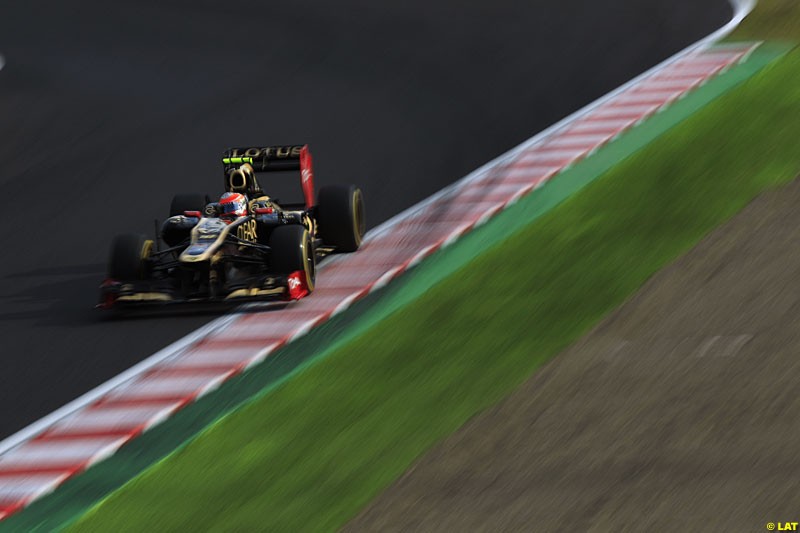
219, 192, 247, 218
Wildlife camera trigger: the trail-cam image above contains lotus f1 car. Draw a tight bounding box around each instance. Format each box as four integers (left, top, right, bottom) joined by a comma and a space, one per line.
99, 144, 365, 309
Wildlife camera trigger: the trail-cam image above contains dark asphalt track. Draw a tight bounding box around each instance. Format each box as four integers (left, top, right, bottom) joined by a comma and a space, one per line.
0, 0, 729, 439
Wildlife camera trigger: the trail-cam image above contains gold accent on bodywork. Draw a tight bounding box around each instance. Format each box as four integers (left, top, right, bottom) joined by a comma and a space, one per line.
117, 293, 173, 302
228, 163, 255, 192
142, 239, 154, 260
236, 219, 258, 243
225, 287, 285, 299
249, 195, 272, 213
229, 146, 303, 159
179, 217, 249, 263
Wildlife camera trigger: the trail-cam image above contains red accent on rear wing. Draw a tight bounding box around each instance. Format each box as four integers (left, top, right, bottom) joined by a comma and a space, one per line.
299, 145, 314, 209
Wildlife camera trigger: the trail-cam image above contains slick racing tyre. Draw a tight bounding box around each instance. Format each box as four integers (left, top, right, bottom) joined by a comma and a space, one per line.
317, 184, 364, 253
108, 233, 153, 280
269, 225, 316, 292
169, 193, 209, 217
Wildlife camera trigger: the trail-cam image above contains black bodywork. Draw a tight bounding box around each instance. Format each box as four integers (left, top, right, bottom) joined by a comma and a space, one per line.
99, 205, 319, 308
99, 144, 360, 309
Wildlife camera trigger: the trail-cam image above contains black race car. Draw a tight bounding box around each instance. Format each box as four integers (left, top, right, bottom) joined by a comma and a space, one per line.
99, 144, 364, 309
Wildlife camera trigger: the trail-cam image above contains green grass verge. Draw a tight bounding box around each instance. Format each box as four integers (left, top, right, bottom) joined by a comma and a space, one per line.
71, 38, 800, 532
733, 0, 800, 41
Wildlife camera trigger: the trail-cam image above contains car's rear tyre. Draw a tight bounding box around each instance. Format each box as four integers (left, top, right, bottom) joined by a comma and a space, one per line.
169, 194, 209, 217
317, 184, 364, 253
269, 225, 316, 292
109, 234, 153, 280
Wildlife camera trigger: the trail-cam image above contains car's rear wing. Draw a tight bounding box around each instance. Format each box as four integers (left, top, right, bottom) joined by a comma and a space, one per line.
222, 144, 315, 208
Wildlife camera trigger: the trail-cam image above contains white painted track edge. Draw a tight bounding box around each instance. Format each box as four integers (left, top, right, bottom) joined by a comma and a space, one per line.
0, 315, 239, 456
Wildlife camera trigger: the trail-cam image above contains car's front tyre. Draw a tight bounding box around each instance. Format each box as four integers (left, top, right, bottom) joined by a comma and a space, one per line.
269, 224, 316, 293
108, 233, 152, 280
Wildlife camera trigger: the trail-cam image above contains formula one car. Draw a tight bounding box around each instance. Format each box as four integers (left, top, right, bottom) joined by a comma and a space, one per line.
99, 144, 364, 309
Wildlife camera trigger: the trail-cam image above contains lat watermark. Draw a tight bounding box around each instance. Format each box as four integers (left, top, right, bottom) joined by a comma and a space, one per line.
767, 522, 798, 531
